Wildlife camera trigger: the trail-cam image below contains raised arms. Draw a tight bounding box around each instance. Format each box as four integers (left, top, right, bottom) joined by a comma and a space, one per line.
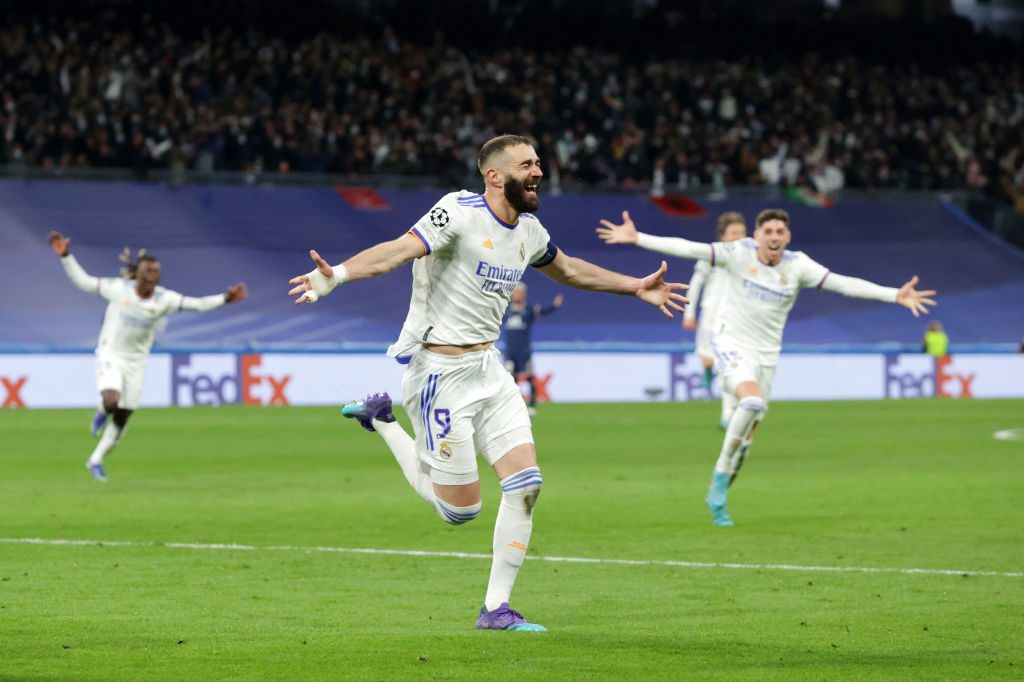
288, 233, 426, 304
821, 273, 936, 318
596, 211, 712, 262
536, 249, 688, 318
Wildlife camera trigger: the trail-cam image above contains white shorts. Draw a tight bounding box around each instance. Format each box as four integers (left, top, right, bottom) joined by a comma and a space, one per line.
711, 341, 776, 406
403, 347, 534, 485
96, 354, 145, 410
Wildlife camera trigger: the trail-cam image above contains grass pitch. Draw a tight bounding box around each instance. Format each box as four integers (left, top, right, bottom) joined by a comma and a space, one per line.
1, 400, 1022, 680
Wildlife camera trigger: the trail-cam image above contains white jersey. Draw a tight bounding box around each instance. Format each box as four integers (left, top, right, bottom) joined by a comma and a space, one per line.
711, 238, 829, 365
388, 191, 555, 360
686, 259, 730, 325
61, 255, 227, 362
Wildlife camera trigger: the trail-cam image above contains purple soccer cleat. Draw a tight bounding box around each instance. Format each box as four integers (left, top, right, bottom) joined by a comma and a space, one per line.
340, 392, 395, 432
475, 603, 547, 632
86, 462, 108, 482
91, 410, 108, 438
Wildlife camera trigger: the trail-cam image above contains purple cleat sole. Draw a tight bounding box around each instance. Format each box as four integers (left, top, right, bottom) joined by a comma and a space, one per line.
340, 392, 395, 432
475, 603, 546, 632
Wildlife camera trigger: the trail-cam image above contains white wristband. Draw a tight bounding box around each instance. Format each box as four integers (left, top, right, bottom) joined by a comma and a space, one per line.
303, 263, 348, 303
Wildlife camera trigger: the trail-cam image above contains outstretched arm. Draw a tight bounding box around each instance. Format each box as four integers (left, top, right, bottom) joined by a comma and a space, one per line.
537, 249, 689, 318
47, 230, 101, 294
596, 211, 712, 261
180, 283, 247, 312
821, 273, 937, 318
288, 233, 426, 304
534, 293, 564, 317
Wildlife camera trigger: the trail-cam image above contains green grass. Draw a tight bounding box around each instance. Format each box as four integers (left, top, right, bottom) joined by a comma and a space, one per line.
1, 400, 1022, 680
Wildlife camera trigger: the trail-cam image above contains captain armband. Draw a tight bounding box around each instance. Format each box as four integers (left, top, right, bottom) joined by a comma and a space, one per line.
529, 241, 559, 268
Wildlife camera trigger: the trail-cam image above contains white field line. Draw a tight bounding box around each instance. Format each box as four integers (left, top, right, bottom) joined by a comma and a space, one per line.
1, 537, 1021, 578
994, 428, 1024, 442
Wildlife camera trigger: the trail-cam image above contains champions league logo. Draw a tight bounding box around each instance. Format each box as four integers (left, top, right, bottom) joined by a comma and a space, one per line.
429, 207, 450, 228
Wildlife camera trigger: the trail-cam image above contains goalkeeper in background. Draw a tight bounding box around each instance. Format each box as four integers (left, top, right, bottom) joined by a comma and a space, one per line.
48, 231, 246, 481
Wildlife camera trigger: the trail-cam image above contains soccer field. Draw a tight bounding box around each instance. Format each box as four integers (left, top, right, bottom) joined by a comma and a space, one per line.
1, 400, 1021, 680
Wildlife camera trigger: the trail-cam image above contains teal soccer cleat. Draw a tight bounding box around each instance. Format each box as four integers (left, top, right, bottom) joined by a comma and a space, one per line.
341, 392, 395, 432
706, 470, 734, 526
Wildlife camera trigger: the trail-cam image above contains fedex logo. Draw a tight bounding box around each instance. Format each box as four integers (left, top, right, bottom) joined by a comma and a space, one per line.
172, 354, 291, 406
885, 355, 976, 399
2, 375, 27, 408
670, 354, 719, 401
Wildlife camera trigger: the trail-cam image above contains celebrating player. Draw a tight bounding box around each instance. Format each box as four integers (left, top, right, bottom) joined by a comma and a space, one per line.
288, 134, 688, 631
682, 212, 747, 427
597, 208, 936, 526
48, 231, 247, 481
502, 284, 563, 415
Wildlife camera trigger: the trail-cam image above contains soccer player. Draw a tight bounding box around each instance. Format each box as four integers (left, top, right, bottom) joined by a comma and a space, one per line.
502, 284, 563, 415
597, 208, 935, 526
682, 212, 747, 428
287, 134, 688, 631
48, 231, 247, 481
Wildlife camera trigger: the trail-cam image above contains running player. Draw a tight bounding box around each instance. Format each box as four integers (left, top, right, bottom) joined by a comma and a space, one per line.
287, 134, 688, 631
48, 231, 247, 481
682, 212, 747, 427
597, 208, 935, 526
502, 283, 563, 415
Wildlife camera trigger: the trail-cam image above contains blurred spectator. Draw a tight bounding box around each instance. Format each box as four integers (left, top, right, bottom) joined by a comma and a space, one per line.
0, 7, 1021, 208
923, 321, 950, 358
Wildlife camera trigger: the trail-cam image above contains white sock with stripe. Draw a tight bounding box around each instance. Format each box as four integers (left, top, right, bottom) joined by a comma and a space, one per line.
88, 423, 122, 466
714, 396, 764, 475
484, 466, 542, 611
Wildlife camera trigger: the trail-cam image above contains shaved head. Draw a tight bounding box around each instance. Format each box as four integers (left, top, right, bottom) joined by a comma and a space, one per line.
477, 134, 534, 175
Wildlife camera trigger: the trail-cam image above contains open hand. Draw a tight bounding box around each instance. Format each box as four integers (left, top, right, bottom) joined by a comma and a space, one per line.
288, 250, 336, 304
596, 211, 640, 245
896, 275, 937, 318
636, 261, 689, 318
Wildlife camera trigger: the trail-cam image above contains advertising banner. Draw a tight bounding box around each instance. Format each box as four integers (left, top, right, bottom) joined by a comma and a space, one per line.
2, 352, 1023, 409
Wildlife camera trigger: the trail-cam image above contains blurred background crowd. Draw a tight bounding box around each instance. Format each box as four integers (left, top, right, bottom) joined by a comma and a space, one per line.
1, 0, 1023, 208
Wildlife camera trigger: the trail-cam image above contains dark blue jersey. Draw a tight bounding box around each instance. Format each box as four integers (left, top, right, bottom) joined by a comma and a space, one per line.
502, 303, 557, 359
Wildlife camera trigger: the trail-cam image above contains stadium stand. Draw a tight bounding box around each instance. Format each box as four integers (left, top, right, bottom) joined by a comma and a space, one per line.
1, 5, 1022, 207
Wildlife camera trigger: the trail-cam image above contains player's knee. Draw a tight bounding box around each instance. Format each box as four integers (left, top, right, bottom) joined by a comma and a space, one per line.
102, 394, 119, 413
738, 396, 765, 416
434, 498, 482, 525
501, 466, 543, 513
112, 408, 133, 429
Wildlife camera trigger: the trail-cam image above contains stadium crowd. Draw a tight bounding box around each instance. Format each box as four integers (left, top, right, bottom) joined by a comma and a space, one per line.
1, 11, 1023, 203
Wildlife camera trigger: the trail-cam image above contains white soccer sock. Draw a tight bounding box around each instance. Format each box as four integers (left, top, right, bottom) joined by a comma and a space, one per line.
484, 467, 542, 612
729, 437, 755, 475
720, 390, 737, 428
88, 423, 122, 466
372, 419, 435, 505
714, 397, 764, 475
